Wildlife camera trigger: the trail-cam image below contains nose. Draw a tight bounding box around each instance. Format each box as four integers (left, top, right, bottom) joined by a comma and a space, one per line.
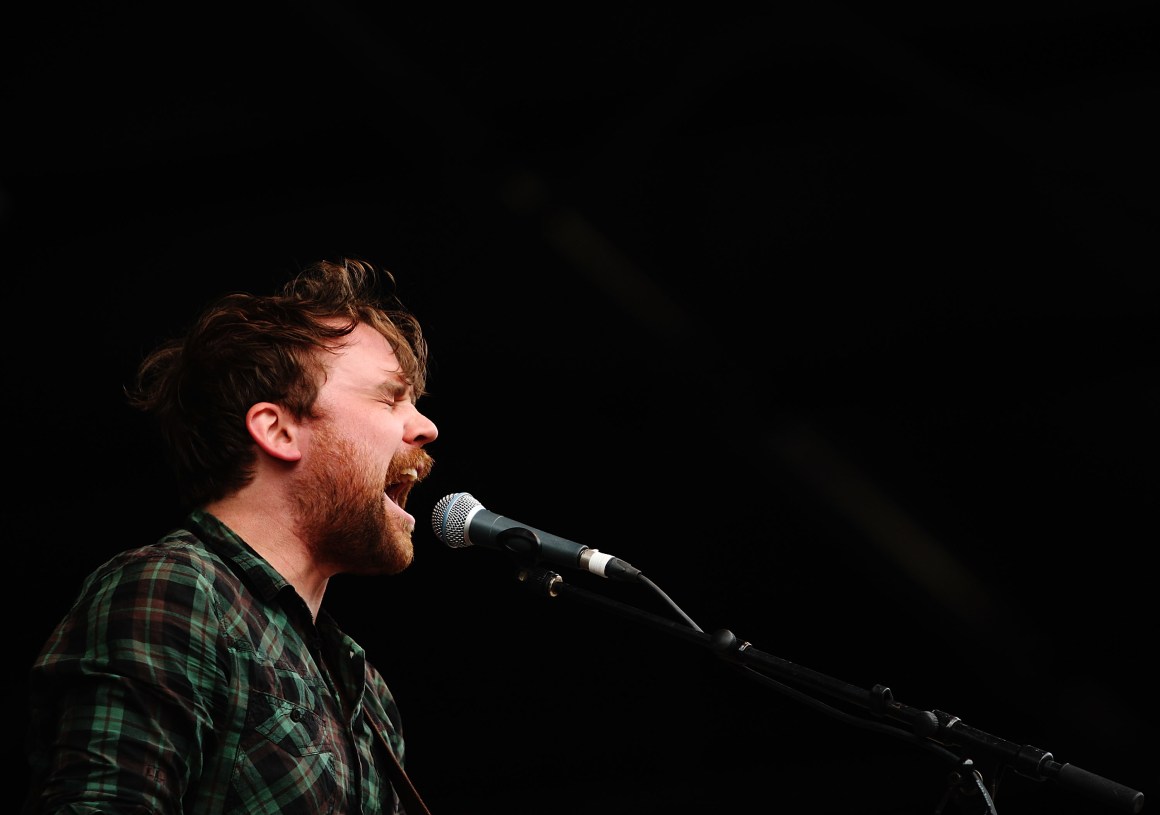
407, 407, 438, 446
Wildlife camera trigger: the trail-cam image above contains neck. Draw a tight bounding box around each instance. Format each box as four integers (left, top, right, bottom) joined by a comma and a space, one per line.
204, 494, 329, 620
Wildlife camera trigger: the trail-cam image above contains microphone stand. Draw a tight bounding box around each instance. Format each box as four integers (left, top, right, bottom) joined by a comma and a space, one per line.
513, 564, 1146, 815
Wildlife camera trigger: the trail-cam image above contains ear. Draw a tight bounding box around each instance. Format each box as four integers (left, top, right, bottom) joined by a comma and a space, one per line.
246, 402, 304, 462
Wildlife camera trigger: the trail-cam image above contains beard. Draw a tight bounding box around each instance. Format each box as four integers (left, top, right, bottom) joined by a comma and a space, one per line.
291, 421, 415, 576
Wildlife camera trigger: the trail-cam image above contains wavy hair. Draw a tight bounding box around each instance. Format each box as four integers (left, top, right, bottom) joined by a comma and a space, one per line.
127, 258, 429, 510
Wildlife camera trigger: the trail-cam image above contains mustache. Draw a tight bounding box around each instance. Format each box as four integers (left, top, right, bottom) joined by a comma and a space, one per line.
389, 448, 436, 482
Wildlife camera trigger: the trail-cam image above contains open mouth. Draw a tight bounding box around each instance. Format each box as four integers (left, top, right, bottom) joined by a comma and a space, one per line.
385, 468, 418, 508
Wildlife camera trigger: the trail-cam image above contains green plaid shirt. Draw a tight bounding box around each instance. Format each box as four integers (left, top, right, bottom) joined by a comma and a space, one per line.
23, 509, 407, 814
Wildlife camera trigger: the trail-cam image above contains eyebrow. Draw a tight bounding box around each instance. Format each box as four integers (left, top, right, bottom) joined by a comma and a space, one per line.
378, 377, 411, 401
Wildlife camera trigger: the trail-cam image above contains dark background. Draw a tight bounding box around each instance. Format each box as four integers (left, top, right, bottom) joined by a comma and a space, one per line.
4, 3, 1156, 813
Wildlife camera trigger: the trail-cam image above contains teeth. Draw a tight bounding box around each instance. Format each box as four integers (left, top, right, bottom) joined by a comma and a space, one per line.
385, 467, 419, 510
384, 465, 422, 510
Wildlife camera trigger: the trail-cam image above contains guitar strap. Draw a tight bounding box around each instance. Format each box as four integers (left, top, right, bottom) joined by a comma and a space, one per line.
376, 726, 434, 815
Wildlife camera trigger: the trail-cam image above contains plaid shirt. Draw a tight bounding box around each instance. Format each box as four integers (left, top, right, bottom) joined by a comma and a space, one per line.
23, 509, 407, 814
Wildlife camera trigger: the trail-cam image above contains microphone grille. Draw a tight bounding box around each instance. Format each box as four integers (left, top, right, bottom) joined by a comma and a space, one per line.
431, 492, 480, 548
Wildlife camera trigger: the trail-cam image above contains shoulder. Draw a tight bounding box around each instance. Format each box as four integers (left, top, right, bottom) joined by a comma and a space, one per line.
68, 527, 244, 625
34, 529, 241, 672
83, 528, 229, 592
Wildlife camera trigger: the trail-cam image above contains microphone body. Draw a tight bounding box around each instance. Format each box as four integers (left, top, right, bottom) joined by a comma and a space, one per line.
432, 492, 642, 582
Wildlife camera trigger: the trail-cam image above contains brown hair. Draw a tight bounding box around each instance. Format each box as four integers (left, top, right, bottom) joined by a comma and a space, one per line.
127, 258, 429, 510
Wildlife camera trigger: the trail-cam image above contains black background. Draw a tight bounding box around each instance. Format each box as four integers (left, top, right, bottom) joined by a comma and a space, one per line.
4, 3, 1157, 813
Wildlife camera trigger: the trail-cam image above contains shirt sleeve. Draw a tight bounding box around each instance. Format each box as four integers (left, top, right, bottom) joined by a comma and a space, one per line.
24, 548, 228, 814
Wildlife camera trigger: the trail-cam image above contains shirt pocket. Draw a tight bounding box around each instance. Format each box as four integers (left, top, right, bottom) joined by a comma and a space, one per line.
227, 667, 343, 815
253, 689, 329, 755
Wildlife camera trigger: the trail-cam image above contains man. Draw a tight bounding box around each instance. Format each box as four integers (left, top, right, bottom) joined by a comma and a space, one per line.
23, 258, 439, 814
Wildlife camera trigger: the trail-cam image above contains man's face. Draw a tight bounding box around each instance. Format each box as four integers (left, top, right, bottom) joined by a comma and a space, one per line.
291, 323, 437, 576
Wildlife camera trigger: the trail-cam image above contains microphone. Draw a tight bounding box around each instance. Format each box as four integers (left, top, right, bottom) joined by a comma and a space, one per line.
431, 492, 642, 582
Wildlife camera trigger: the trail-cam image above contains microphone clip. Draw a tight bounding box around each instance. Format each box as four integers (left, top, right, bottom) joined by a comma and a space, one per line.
495, 526, 543, 570
517, 565, 563, 598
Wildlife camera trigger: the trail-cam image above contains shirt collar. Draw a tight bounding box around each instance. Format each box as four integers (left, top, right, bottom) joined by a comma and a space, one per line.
186, 507, 291, 603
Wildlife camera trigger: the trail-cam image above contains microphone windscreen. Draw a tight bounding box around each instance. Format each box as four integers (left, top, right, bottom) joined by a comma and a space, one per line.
432, 492, 480, 548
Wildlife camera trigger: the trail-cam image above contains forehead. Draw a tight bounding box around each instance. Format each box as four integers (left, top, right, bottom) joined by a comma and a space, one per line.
324, 323, 405, 387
